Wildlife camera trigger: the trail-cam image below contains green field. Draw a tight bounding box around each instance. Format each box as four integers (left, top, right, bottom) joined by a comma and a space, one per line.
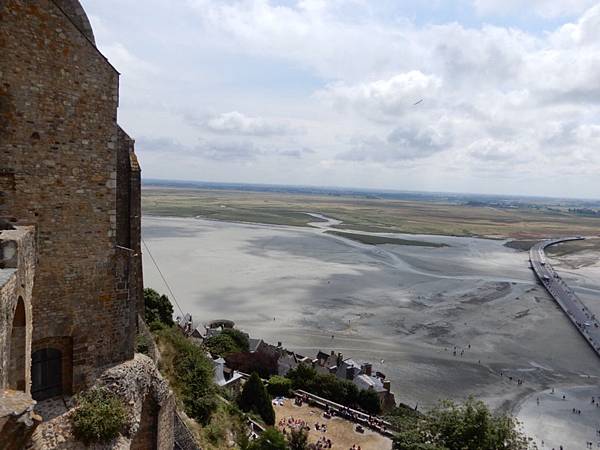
325, 230, 447, 247
142, 187, 600, 240
546, 238, 600, 257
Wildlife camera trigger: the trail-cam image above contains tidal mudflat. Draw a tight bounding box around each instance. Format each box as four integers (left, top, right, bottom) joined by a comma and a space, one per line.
142, 215, 600, 444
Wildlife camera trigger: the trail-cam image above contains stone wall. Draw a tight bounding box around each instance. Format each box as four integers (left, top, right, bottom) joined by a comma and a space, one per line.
52, 0, 96, 44
0, 227, 35, 393
0, 1, 175, 448
116, 127, 143, 334
0, 0, 139, 393
0, 227, 38, 448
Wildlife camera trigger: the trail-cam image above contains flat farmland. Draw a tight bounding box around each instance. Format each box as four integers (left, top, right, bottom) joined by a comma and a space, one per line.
142, 187, 600, 239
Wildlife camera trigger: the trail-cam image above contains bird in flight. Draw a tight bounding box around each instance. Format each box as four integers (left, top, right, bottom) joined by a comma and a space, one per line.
413, 99, 424, 106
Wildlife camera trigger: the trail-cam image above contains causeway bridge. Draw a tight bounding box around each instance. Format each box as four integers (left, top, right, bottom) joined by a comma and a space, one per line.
530, 237, 600, 356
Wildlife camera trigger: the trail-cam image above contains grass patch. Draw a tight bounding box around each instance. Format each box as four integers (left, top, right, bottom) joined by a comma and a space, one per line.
184, 402, 247, 450
326, 230, 447, 247
154, 326, 217, 425
142, 187, 600, 239
546, 238, 600, 257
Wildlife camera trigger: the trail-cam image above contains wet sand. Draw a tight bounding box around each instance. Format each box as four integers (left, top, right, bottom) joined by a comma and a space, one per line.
142, 215, 600, 440
518, 386, 600, 449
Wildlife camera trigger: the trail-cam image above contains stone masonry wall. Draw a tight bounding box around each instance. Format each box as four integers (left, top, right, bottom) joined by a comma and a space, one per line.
0, 0, 136, 392
0, 227, 35, 393
52, 0, 96, 44
115, 127, 141, 337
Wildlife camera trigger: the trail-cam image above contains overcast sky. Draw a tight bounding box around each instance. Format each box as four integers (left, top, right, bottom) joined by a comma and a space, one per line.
81, 0, 600, 199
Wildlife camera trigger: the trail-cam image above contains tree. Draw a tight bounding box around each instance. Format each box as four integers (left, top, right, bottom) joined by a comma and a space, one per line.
391, 397, 531, 450
246, 428, 288, 450
222, 328, 250, 352
143, 288, 174, 326
238, 372, 275, 426
427, 398, 529, 450
267, 375, 292, 398
205, 333, 242, 356
286, 364, 318, 391
358, 388, 382, 415
287, 427, 309, 450
318, 374, 359, 406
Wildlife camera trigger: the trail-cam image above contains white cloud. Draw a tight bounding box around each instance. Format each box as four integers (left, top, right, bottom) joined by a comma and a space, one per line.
472, 0, 598, 19
206, 111, 297, 136
85, 0, 600, 197
318, 72, 442, 118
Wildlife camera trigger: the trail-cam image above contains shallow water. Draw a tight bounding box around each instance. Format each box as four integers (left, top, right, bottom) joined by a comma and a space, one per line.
142, 216, 600, 420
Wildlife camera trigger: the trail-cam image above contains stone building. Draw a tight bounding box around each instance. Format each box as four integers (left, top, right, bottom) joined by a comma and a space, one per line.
0, 1, 173, 448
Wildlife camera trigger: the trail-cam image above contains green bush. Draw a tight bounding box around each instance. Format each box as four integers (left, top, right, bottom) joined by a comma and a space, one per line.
205, 333, 242, 356
144, 288, 174, 326
135, 334, 150, 355
267, 375, 292, 398
358, 388, 382, 415
238, 372, 275, 426
149, 320, 167, 332
205, 328, 250, 356
155, 327, 217, 425
288, 427, 309, 450
318, 374, 359, 406
222, 328, 250, 352
245, 428, 288, 450
71, 388, 127, 444
285, 364, 361, 410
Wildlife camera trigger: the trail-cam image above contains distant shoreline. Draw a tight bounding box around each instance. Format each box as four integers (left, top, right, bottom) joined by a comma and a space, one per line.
142, 179, 600, 204
141, 185, 600, 240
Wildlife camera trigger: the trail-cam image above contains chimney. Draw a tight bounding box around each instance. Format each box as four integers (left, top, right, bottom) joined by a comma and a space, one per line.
346, 367, 355, 380
277, 341, 282, 348
362, 363, 372, 376
383, 380, 391, 392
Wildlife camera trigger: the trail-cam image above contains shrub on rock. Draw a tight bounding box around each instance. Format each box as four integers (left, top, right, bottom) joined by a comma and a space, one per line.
71, 388, 126, 444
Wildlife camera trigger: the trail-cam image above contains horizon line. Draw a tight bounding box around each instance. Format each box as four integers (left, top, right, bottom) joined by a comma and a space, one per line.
141, 177, 600, 203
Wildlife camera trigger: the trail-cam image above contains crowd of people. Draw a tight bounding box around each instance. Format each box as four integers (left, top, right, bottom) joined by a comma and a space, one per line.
277, 416, 334, 449
278, 416, 309, 433
296, 395, 390, 436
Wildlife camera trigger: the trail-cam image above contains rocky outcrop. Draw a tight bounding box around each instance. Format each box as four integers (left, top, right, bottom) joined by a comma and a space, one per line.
29, 354, 174, 449
0, 390, 41, 450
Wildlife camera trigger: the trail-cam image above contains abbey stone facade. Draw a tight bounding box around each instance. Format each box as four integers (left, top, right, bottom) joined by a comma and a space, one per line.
0, 1, 174, 448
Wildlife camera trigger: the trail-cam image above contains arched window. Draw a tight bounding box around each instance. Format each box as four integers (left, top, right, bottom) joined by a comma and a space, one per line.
31, 348, 63, 401
8, 297, 26, 391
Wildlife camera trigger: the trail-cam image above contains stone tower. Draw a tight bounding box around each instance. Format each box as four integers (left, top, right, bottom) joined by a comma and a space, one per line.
0, 0, 143, 400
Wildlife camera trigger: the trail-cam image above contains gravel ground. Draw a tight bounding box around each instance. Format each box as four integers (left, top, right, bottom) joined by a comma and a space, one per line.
274, 399, 392, 450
